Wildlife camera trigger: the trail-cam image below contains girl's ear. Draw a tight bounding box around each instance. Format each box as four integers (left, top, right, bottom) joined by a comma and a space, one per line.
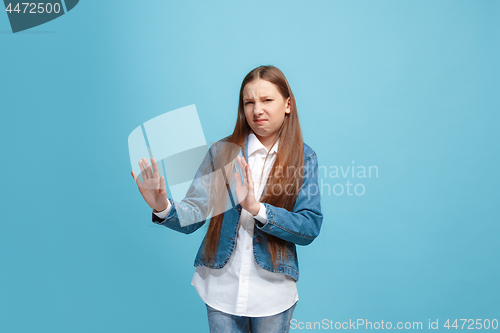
285, 97, 291, 114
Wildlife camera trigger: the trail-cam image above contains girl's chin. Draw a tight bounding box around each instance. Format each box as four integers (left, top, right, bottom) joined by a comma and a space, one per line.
252, 131, 280, 141
251, 129, 267, 136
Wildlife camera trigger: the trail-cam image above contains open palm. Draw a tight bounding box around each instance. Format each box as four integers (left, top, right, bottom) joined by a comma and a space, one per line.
234, 155, 260, 216
131, 157, 169, 212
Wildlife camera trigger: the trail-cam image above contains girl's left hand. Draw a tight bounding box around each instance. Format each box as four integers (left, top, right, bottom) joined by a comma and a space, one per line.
234, 155, 261, 216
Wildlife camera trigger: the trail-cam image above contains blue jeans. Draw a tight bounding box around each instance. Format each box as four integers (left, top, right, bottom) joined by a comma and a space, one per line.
206, 302, 297, 333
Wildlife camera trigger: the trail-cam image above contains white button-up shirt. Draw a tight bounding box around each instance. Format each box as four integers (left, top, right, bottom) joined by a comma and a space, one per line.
154, 132, 298, 316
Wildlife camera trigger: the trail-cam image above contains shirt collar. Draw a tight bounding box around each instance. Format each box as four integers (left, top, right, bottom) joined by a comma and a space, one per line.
247, 132, 279, 157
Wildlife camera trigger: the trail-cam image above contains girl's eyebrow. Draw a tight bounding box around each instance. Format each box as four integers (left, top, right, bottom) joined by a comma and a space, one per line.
244, 96, 272, 101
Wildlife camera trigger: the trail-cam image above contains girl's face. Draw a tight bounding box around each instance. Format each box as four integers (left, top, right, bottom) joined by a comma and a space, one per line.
243, 78, 291, 143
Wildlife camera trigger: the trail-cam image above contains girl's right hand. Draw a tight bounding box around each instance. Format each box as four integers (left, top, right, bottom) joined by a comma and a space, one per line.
131, 157, 169, 212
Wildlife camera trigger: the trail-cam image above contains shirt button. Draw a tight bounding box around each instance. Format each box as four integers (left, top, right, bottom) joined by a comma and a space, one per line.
256, 236, 262, 244
246, 245, 250, 250
242, 278, 246, 283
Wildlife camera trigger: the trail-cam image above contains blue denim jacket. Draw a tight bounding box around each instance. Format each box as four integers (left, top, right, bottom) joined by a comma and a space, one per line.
152, 135, 323, 282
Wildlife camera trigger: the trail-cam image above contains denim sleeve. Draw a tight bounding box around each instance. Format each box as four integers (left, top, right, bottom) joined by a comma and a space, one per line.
254, 153, 323, 246
151, 145, 218, 235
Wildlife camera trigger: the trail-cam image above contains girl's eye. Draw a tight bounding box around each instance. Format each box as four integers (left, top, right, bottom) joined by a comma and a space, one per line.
244, 100, 271, 105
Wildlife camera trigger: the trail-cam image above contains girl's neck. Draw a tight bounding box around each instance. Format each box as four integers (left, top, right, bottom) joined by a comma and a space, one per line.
252, 131, 278, 152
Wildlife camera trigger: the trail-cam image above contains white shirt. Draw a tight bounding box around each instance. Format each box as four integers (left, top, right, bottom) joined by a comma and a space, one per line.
154, 133, 298, 316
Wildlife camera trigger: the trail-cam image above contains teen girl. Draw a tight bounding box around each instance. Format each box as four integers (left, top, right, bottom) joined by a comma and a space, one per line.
131, 65, 323, 333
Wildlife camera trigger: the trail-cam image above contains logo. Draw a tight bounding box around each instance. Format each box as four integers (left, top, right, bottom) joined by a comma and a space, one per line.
128, 105, 245, 227
3, 0, 79, 33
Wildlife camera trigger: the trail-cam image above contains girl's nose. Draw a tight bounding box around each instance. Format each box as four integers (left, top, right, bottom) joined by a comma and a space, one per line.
253, 102, 264, 115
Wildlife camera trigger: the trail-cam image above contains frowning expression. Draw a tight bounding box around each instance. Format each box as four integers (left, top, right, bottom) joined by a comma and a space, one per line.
243, 78, 291, 142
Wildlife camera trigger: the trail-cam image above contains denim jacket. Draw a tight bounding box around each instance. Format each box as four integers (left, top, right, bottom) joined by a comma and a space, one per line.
152, 135, 323, 282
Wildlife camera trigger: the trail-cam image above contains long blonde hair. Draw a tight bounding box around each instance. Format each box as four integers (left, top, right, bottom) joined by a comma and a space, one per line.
202, 65, 305, 267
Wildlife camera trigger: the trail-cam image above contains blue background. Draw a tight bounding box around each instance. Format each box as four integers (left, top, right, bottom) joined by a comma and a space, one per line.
1, 0, 498, 332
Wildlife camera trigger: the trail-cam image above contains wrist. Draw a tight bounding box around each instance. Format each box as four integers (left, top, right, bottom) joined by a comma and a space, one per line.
153, 201, 169, 213
250, 202, 260, 216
